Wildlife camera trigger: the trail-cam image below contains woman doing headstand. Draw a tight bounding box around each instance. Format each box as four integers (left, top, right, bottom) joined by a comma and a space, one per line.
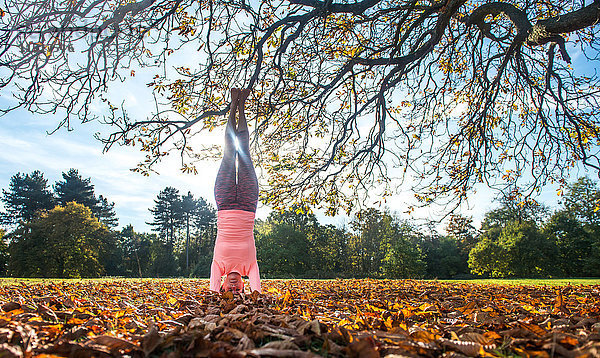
210, 88, 261, 293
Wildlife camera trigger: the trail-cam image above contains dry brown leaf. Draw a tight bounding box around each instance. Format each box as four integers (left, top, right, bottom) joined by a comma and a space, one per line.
248, 347, 321, 357
345, 336, 379, 358
260, 340, 299, 350
92, 335, 140, 352
458, 332, 495, 346
141, 322, 162, 355
1, 303, 20, 313
441, 339, 485, 357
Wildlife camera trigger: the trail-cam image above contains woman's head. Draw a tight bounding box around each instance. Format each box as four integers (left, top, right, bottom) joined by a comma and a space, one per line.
222, 272, 244, 293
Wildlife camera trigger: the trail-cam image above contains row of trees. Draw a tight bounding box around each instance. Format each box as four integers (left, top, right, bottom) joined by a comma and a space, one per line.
1, 169, 117, 227
255, 178, 600, 278
1, 169, 117, 277
469, 178, 600, 278
145, 187, 216, 277
1, 169, 599, 278
0, 169, 218, 278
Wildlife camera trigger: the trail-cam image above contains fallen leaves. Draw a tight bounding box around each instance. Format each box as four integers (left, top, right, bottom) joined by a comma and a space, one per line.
0, 279, 597, 357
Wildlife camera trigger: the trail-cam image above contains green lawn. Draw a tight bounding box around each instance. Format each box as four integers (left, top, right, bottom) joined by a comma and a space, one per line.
436, 278, 600, 286
0, 277, 167, 285
0, 277, 598, 286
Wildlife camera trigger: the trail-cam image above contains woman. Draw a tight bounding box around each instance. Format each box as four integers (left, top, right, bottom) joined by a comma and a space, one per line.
210, 88, 261, 293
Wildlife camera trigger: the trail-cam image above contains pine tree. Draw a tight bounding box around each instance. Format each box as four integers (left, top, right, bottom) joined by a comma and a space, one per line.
1, 170, 55, 225
96, 195, 118, 228
0, 229, 8, 276
180, 192, 216, 271
54, 169, 98, 209
148, 187, 183, 249
53, 169, 118, 228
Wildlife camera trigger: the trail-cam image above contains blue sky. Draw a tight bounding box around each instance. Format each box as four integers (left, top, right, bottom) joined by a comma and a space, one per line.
0, 104, 500, 233
0, 59, 500, 233
0, 103, 562, 234
0, 70, 574, 233
2, 5, 597, 233
0, 108, 223, 231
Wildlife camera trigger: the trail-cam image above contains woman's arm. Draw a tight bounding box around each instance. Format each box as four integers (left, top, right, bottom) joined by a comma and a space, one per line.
247, 261, 261, 293
210, 260, 223, 292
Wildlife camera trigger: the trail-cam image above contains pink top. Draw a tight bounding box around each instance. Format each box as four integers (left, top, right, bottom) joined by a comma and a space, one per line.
210, 209, 261, 293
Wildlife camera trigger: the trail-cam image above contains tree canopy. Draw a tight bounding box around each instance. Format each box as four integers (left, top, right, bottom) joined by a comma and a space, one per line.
7, 202, 111, 278
54, 169, 119, 227
0, 170, 55, 225
2, 0, 600, 213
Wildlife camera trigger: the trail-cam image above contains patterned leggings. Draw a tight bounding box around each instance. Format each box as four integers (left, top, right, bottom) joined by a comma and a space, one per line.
214, 122, 259, 212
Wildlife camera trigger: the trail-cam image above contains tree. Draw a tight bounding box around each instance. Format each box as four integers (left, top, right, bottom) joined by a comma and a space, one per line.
469, 220, 558, 278
561, 177, 600, 228
351, 208, 387, 276
255, 209, 318, 278
147, 187, 182, 276
547, 177, 600, 276
468, 228, 509, 278
351, 208, 424, 278
3, 1, 600, 214
0, 230, 7, 276
471, 199, 557, 278
1, 171, 55, 225
8, 202, 110, 278
148, 187, 183, 245
96, 195, 119, 229
146, 188, 215, 276
118, 225, 152, 278
420, 236, 465, 279
380, 220, 426, 278
256, 220, 312, 278
543, 211, 596, 277
311, 224, 353, 277
54, 169, 98, 209
186, 224, 217, 278
180, 192, 216, 272
54, 169, 118, 228
481, 196, 549, 230
444, 214, 477, 274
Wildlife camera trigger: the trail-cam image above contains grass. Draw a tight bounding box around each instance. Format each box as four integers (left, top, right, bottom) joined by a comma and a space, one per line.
0, 277, 168, 285
0, 277, 598, 286
436, 278, 600, 286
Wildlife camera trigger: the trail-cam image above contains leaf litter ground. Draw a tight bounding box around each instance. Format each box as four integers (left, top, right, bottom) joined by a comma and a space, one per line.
0, 279, 598, 357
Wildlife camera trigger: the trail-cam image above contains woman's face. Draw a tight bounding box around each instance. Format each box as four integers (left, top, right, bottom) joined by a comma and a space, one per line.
223, 272, 243, 293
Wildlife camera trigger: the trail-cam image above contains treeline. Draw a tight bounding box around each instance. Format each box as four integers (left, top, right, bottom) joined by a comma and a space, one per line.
256, 177, 600, 278
1, 170, 599, 278
0, 169, 218, 278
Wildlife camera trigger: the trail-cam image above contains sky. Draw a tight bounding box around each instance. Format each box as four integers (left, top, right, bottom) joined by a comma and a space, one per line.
0, 65, 576, 235
0, 102, 504, 233
0, 80, 346, 232
2, 3, 596, 234
0, 102, 566, 234
0, 110, 223, 231
0, 38, 492, 233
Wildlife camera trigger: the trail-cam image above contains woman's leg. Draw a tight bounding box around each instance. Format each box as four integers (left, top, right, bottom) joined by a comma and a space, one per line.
214, 88, 240, 211
235, 88, 259, 212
